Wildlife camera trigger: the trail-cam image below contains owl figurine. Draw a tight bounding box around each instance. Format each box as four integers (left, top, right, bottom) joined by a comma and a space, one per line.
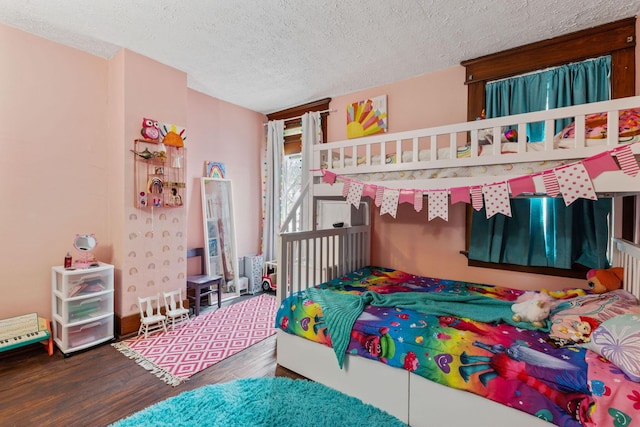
141, 118, 160, 141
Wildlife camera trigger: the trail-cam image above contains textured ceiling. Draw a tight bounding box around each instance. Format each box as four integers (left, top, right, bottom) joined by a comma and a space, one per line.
1, 1, 638, 114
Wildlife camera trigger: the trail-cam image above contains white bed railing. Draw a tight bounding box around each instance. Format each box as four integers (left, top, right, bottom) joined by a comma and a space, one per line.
314, 96, 640, 176
612, 237, 640, 298
277, 225, 370, 303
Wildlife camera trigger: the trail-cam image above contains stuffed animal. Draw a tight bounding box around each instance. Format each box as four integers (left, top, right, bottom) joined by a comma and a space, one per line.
586, 267, 624, 293
511, 292, 552, 328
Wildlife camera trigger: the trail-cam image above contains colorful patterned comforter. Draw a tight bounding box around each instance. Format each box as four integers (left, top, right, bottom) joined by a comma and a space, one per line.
275, 267, 639, 427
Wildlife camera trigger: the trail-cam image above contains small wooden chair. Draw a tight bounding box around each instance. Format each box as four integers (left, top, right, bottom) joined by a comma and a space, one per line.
137, 294, 167, 339
163, 288, 190, 329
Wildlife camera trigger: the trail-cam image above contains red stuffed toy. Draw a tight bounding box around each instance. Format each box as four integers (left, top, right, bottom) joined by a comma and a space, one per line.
586, 267, 624, 293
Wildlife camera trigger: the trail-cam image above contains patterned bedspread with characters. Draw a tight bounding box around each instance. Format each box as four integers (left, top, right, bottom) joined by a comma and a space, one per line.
275, 266, 640, 427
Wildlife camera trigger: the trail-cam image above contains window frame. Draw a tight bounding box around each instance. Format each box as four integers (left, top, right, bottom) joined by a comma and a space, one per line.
266, 98, 331, 155
461, 17, 637, 278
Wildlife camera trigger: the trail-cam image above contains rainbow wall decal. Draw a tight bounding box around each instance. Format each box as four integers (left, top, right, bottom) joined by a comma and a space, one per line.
346, 95, 388, 139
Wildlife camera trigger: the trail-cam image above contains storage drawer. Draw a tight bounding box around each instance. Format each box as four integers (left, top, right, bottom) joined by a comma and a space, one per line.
53, 264, 114, 297
54, 316, 114, 353
55, 292, 114, 323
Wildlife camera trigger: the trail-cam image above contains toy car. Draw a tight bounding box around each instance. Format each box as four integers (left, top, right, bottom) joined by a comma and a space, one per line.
261, 260, 277, 291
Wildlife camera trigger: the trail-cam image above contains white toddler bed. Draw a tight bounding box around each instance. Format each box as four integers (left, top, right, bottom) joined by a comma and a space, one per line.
275, 96, 640, 426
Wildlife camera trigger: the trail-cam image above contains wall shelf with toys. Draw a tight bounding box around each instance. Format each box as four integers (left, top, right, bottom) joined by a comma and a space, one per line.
132, 119, 186, 209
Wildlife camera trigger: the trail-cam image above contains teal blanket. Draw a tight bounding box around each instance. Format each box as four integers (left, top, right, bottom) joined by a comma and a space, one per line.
306, 287, 550, 368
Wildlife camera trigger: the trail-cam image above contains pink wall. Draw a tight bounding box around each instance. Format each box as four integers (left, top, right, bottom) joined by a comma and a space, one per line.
0, 24, 265, 320
0, 24, 110, 319
185, 90, 265, 261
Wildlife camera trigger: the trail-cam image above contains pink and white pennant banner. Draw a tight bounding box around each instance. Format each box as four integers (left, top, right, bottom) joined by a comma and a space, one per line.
342, 180, 351, 197
542, 171, 560, 197
471, 186, 484, 211
428, 190, 448, 221
450, 187, 470, 205
375, 186, 385, 207
346, 181, 364, 207
508, 175, 536, 197
583, 151, 619, 179
380, 188, 400, 218
414, 191, 423, 212
363, 184, 377, 199
483, 183, 512, 218
555, 163, 597, 206
616, 145, 639, 177
322, 170, 337, 184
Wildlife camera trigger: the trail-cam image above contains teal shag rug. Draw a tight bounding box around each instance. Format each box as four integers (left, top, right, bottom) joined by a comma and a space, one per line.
110, 377, 406, 427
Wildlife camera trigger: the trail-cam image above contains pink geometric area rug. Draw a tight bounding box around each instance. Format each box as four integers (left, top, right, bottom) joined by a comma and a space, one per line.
112, 294, 278, 386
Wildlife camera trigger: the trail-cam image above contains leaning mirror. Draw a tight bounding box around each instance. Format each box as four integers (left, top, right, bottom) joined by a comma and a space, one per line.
200, 178, 240, 300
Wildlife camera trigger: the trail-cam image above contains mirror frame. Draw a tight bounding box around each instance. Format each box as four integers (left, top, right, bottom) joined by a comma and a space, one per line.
200, 178, 241, 299
73, 234, 97, 252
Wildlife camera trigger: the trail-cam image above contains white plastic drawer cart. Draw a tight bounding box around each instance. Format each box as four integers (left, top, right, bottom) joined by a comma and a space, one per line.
51, 263, 114, 356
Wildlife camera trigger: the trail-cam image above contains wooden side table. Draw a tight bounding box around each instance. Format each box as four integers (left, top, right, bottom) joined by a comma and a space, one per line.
186, 274, 222, 316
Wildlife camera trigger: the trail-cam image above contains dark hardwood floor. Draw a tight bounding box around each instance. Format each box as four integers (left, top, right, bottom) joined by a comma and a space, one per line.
0, 295, 304, 427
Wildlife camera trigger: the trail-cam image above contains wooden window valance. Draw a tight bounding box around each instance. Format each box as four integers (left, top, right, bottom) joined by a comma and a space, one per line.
266, 98, 331, 155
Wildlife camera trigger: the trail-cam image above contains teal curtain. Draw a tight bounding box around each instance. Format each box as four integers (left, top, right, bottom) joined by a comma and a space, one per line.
470, 56, 612, 269
485, 56, 611, 142
469, 199, 611, 269
548, 56, 611, 132
486, 72, 548, 142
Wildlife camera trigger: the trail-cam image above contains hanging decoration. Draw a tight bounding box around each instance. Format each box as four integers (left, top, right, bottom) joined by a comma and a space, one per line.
470, 186, 484, 211
414, 191, 423, 212
616, 144, 640, 176
374, 186, 384, 207
542, 171, 560, 197
380, 189, 400, 218
554, 163, 597, 206
346, 182, 364, 207
428, 191, 448, 221
483, 183, 512, 218
315, 142, 637, 222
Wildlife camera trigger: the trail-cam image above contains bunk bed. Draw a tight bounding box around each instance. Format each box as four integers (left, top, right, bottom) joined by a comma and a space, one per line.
274, 96, 640, 427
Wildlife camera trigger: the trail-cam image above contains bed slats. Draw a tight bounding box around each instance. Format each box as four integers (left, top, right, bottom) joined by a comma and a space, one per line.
277, 225, 370, 302
612, 238, 640, 299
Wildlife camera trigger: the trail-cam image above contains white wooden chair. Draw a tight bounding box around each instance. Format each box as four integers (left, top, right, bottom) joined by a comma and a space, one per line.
137, 294, 167, 339
163, 288, 190, 329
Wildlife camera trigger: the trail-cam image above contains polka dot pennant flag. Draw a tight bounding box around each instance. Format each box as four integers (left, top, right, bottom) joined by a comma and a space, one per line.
555, 163, 597, 206
615, 144, 639, 177
346, 181, 364, 207
542, 171, 560, 197
322, 170, 337, 184
471, 186, 483, 211
483, 183, 512, 218
414, 191, 423, 212
380, 188, 400, 218
428, 190, 448, 221
375, 186, 384, 207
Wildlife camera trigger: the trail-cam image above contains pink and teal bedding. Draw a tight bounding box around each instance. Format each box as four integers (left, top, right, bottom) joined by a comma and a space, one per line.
275, 266, 640, 427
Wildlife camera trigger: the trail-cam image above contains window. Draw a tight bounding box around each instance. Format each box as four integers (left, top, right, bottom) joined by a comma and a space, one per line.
281, 153, 302, 226
462, 17, 636, 277
266, 98, 331, 155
